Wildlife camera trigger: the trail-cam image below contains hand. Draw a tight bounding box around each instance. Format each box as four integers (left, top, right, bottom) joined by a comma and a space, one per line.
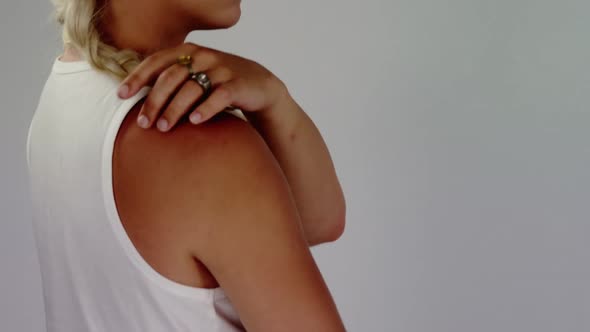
117, 42, 289, 132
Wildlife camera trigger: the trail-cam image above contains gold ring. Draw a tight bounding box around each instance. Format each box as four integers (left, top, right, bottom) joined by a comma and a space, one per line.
177, 55, 192, 66
177, 55, 197, 75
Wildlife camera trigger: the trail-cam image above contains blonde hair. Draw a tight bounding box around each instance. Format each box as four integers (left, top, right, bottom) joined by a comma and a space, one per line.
51, 0, 143, 81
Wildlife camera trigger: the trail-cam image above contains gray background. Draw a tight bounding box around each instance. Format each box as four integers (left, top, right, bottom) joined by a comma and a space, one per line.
2, 0, 589, 331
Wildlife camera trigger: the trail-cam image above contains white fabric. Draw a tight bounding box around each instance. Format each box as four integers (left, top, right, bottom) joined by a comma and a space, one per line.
26, 56, 245, 332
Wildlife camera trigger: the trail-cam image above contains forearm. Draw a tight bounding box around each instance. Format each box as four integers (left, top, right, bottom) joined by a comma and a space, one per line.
243, 91, 346, 246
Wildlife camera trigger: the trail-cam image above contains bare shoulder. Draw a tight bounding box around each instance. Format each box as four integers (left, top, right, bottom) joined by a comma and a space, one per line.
112, 102, 264, 244
114, 101, 346, 331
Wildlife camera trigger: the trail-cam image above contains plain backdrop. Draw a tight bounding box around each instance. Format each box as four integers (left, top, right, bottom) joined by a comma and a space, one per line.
2, 0, 589, 331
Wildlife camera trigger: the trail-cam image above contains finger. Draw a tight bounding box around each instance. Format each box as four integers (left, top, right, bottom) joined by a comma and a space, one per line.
156, 66, 234, 131
117, 49, 180, 99
155, 80, 205, 132
118, 42, 206, 99
189, 78, 243, 125
136, 64, 188, 128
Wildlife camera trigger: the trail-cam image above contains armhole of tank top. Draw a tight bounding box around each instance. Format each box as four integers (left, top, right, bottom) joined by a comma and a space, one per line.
100, 86, 220, 302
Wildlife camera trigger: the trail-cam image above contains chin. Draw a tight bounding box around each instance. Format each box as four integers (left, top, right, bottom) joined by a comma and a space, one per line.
218, 4, 242, 28
226, 5, 242, 26
191, 5, 241, 30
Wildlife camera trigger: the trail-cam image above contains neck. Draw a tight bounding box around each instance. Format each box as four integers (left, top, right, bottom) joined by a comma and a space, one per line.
98, 0, 191, 58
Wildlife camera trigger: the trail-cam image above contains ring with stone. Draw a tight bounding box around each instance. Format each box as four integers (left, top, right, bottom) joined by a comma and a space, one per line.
189, 71, 212, 94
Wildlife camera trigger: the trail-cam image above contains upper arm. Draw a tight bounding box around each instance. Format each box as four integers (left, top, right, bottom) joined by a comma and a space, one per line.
115, 103, 346, 332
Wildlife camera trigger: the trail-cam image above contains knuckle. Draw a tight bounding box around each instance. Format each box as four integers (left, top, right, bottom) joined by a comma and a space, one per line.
134, 72, 150, 85
263, 71, 277, 84
124, 73, 137, 85
233, 76, 246, 86
199, 48, 218, 62
159, 66, 184, 85
176, 93, 193, 110
164, 104, 178, 117
144, 53, 160, 65
217, 85, 232, 100
173, 64, 188, 77
264, 72, 284, 90
198, 47, 213, 57
142, 97, 159, 114
217, 66, 233, 80
159, 69, 176, 83
170, 100, 190, 117
183, 41, 199, 53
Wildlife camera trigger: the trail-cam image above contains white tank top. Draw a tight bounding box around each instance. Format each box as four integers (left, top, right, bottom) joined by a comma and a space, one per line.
26, 56, 245, 332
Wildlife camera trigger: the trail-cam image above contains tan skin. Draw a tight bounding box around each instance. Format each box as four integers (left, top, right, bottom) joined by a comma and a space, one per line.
88, 0, 347, 247
61, 0, 346, 330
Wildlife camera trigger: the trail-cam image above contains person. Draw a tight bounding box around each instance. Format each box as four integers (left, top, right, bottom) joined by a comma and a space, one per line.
26, 0, 347, 331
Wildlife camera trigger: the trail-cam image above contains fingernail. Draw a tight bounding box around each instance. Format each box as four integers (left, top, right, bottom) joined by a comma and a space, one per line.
157, 118, 169, 132
118, 84, 129, 98
137, 115, 149, 128
189, 112, 202, 124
